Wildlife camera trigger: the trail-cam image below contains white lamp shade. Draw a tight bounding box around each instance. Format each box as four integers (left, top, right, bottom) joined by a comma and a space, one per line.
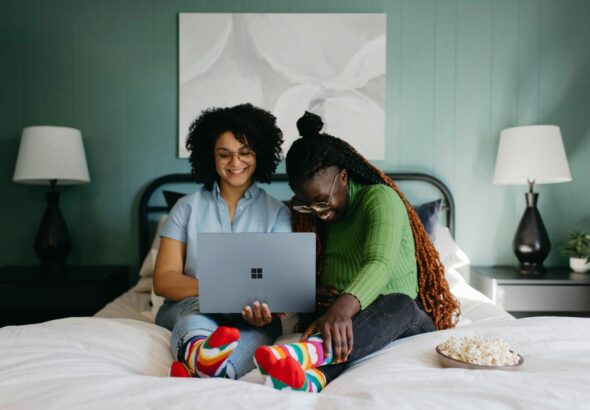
13, 126, 90, 185
493, 125, 572, 185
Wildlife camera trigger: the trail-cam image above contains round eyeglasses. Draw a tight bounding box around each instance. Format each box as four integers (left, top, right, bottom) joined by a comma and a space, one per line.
292, 173, 339, 214
214, 149, 256, 164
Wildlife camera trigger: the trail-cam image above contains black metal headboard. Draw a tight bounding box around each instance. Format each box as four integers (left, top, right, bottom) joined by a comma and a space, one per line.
138, 173, 455, 264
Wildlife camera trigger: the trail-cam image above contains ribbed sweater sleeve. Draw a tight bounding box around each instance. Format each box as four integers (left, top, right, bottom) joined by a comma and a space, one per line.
343, 185, 407, 309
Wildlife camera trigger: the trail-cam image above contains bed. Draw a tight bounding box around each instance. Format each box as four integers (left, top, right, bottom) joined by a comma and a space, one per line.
1, 173, 590, 409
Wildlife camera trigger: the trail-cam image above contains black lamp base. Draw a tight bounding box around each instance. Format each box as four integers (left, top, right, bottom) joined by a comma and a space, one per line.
35, 181, 71, 276
512, 191, 550, 276
516, 262, 546, 275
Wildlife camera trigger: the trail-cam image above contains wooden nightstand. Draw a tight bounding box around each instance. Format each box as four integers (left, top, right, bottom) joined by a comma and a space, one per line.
0, 265, 129, 326
470, 266, 590, 317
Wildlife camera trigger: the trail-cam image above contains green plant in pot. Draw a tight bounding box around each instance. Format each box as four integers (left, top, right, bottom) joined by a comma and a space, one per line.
560, 230, 590, 273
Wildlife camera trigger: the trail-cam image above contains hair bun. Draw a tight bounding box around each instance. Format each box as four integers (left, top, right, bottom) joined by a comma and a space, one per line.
296, 111, 323, 139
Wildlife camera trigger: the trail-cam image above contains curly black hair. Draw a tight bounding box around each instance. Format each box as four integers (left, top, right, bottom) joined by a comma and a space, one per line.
185, 103, 284, 190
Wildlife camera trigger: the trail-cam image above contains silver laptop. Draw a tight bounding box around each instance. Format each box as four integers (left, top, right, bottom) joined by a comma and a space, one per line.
197, 232, 316, 313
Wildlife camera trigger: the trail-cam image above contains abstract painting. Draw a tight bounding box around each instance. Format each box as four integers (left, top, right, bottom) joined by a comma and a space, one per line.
179, 13, 386, 159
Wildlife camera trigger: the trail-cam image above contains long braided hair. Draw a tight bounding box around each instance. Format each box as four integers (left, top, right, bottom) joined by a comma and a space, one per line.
286, 112, 460, 330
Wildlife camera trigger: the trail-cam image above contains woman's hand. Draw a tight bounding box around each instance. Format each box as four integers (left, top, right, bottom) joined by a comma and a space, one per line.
301, 293, 361, 364
316, 286, 340, 308
242, 301, 285, 327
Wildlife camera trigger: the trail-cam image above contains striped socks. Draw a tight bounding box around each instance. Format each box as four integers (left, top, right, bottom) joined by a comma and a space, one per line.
254, 334, 332, 373
264, 357, 327, 392
169, 326, 240, 379
254, 334, 331, 392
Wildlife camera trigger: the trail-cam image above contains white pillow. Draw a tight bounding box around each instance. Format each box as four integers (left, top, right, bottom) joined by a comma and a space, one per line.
138, 215, 168, 278
151, 288, 165, 318
131, 275, 152, 293
138, 215, 167, 316
138, 248, 159, 279
133, 215, 167, 294
432, 223, 470, 270
444, 266, 467, 288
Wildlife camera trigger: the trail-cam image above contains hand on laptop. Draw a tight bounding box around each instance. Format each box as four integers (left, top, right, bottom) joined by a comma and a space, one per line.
242, 301, 286, 327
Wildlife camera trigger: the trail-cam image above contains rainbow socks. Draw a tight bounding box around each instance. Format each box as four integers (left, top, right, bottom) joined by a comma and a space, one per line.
169, 325, 240, 379
169, 328, 332, 391
264, 357, 327, 392
254, 334, 331, 392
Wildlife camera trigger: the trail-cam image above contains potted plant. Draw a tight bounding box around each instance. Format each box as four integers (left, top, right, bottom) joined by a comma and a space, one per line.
560, 230, 590, 273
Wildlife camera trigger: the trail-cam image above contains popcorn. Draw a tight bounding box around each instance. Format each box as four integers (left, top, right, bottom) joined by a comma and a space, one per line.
437, 336, 521, 366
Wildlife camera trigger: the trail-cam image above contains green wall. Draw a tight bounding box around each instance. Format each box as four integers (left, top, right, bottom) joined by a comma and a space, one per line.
1, 0, 589, 275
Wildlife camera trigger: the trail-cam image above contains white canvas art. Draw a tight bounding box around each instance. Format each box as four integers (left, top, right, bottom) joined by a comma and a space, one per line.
178, 13, 386, 159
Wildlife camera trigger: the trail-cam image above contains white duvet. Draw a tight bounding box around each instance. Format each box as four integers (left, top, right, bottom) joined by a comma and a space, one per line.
2, 281, 590, 410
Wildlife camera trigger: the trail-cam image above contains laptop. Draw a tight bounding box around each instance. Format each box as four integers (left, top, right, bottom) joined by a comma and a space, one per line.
197, 232, 316, 313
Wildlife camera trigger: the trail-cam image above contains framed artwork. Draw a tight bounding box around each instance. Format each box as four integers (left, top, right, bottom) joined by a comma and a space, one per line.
179, 13, 386, 159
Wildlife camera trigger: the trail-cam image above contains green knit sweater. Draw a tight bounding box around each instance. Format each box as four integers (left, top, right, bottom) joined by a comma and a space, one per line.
321, 179, 418, 309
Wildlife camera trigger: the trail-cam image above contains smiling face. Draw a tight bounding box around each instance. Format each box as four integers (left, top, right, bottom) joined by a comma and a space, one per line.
214, 131, 257, 191
292, 167, 349, 224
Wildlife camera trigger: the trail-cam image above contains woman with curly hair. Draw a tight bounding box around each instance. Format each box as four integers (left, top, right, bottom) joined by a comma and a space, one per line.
154, 103, 291, 380
254, 112, 460, 392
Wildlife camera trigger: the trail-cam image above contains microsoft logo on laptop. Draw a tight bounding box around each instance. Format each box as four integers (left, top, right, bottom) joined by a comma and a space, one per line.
250, 268, 263, 279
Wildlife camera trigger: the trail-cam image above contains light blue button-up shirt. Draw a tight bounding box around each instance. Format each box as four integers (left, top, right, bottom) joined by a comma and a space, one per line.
160, 182, 292, 278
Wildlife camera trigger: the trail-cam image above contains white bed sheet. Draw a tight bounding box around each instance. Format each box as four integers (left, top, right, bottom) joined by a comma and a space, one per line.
94, 287, 153, 323
5, 268, 589, 408
2, 314, 590, 408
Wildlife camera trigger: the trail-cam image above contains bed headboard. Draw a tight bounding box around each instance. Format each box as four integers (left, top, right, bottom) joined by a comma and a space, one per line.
138, 173, 455, 264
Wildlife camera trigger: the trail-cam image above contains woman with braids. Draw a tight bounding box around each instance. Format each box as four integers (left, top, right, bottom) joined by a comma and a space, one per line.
154, 103, 291, 380
253, 111, 460, 392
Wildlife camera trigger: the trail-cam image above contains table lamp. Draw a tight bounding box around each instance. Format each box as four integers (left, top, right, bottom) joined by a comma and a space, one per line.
493, 125, 571, 274
13, 126, 90, 275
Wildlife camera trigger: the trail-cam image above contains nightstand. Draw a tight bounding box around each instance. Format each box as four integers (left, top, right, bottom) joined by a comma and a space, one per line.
470, 266, 590, 317
0, 265, 129, 326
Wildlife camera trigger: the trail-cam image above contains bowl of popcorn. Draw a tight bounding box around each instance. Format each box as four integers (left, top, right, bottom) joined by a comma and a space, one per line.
436, 336, 524, 370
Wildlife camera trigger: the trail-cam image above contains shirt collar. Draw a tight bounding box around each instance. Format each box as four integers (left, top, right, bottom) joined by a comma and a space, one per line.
244, 182, 259, 200
213, 180, 259, 201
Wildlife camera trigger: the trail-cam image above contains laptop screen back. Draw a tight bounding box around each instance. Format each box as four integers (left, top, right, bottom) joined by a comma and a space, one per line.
197, 232, 316, 313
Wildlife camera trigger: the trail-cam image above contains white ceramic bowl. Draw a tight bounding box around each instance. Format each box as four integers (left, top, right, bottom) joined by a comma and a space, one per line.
436, 345, 524, 370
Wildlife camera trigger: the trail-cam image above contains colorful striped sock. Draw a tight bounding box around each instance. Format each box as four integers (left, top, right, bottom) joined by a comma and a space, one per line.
264, 356, 328, 393
169, 361, 192, 377
305, 368, 328, 393
254, 333, 332, 376
174, 326, 240, 378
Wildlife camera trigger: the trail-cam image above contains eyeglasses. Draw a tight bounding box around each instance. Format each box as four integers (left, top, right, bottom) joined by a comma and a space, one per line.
293, 173, 339, 214
214, 149, 256, 164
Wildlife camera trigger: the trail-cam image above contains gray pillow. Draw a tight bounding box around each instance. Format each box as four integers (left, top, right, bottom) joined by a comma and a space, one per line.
163, 190, 185, 210
412, 199, 443, 239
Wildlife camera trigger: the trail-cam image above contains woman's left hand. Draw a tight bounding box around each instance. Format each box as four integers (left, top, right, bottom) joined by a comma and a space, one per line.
301, 293, 361, 364
242, 301, 285, 327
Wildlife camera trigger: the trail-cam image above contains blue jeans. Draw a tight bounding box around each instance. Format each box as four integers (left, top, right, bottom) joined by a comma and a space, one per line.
155, 297, 282, 379
316, 293, 436, 383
